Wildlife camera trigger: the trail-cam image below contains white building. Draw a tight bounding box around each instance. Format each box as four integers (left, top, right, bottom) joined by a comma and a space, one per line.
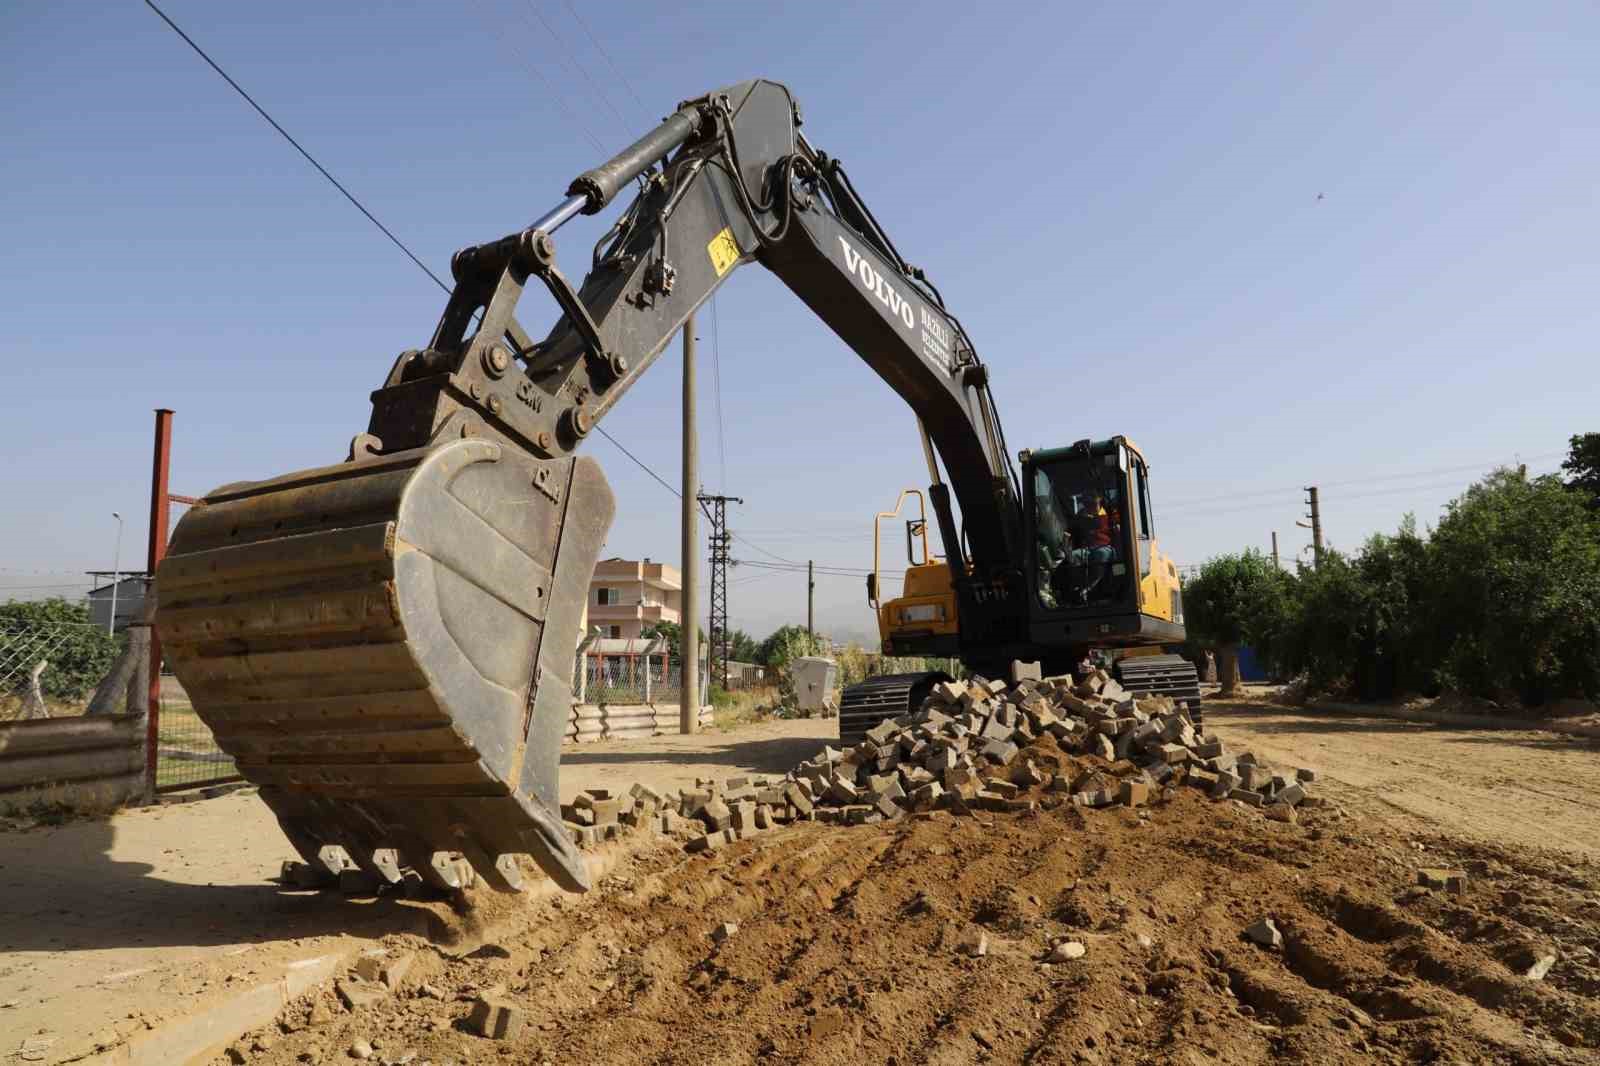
85, 574, 148, 633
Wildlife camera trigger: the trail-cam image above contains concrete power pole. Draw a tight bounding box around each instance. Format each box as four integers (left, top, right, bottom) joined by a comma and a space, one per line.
807, 560, 815, 638
680, 315, 699, 735
1270, 531, 1280, 571
1304, 487, 1324, 567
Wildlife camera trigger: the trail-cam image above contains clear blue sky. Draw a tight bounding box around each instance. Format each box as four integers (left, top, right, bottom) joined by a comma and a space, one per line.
3, 1, 1596, 641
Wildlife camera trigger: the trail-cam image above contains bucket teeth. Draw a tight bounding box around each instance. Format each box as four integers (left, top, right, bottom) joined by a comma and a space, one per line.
371, 849, 404, 884
492, 854, 528, 893
156, 439, 614, 897
424, 852, 465, 892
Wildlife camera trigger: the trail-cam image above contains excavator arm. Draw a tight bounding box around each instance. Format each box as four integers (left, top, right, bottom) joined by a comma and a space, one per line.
154, 79, 1027, 898
370, 79, 1019, 584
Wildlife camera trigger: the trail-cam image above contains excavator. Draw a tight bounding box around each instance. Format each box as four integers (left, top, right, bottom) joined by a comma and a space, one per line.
154, 79, 1199, 902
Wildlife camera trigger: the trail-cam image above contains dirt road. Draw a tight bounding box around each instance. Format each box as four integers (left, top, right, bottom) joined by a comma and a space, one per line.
1207, 700, 1600, 860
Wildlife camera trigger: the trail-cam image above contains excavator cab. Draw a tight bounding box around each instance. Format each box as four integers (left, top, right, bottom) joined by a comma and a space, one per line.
1020, 437, 1186, 650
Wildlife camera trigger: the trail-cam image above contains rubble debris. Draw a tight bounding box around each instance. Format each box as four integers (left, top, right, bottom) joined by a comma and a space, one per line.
956, 928, 989, 957
541, 673, 1327, 862
1047, 940, 1087, 962
710, 921, 739, 944
1525, 954, 1557, 981
336, 978, 387, 1011
467, 996, 526, 1040
1244, 918, 1283, 948
349, 1037, 374, 1060
1417, 868, 1468, 894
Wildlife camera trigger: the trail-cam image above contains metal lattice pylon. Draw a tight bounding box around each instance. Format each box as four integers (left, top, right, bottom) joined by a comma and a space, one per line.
696, 492, 741, 689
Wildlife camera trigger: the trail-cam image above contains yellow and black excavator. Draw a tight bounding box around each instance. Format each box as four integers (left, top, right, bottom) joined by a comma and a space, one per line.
847, 434, 1199, 743
155, 79, 1197, 900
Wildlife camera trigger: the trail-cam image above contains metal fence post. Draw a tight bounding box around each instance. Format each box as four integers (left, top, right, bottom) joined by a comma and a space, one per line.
144, 409, 173, 800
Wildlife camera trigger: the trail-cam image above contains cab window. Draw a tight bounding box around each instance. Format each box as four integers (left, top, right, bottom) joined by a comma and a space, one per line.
1030, 451, 1134, 610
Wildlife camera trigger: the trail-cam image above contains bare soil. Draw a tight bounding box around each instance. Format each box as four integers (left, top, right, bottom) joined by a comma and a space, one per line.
216, 702, 1600, 1066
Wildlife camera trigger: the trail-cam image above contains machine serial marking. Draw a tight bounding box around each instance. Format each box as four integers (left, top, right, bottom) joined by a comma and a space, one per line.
837, 235, 954, 374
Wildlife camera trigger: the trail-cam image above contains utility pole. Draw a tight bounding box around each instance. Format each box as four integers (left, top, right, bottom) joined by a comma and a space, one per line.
108, 512, 124, 635
680, 316, 699, 734
696, 491, 742, 691
807, 560, 815, 638
145, 409, 174, 796
1270, 531, 1280, 571
1303, 487, 1323, 567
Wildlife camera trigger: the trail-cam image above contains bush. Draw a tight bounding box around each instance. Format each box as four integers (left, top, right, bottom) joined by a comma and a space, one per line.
0, 598, 120, 701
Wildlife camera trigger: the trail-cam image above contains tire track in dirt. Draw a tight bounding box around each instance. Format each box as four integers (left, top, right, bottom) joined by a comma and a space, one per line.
219, 754, 1600, 1066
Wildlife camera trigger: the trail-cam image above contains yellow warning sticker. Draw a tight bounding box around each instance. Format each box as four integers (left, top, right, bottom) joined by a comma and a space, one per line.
707, 227, 741, 277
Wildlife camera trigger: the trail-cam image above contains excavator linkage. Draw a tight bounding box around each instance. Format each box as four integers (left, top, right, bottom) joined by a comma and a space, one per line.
155, 438, 614, 893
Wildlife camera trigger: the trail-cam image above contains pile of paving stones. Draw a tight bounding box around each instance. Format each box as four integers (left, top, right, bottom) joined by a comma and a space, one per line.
559, 669, 1322, 854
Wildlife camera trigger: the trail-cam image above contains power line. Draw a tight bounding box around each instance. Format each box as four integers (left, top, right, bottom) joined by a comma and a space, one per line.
465, 0, 607, 154
146, 0, 691, 505
728, 569, 792, 588
1170, 465, 1561, 520
594, 427, 681, 498
728, 530, 803, 567
736, 559, 902, 578
559, 0, 651, 119
142, 0, 451, 294
1161, 452, 1565, 509
516, 0, 633, 139
710, 295, 728, 491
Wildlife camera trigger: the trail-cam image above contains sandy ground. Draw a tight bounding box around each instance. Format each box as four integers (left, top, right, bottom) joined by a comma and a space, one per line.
0, 718, 837, 1064
1204, 702, 1600, 860
2, 703, 1597, 1064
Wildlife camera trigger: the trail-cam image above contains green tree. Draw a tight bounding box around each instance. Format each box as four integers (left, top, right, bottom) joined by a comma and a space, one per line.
1562, 432, 1600, 507
1427, 469, 1600, 704
1270, 521, 1436, 698
757, 624, 827, 672
1182, 550, 1293, 694
0, 598, 120, 701
726, 628, 761, 663
639, 619, 706, 648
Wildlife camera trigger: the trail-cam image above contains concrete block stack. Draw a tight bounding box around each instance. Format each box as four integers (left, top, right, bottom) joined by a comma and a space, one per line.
556, 670, 1319, 854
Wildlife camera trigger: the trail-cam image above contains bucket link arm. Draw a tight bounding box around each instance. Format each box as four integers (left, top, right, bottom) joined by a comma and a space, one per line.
360, 80, 1020, 577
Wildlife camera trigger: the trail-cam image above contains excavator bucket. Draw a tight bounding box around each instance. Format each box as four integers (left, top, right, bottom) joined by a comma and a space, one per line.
154, 438, 614, 894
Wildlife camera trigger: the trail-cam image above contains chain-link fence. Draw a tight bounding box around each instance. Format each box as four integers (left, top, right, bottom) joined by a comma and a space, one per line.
153, 674, 238, 791
0, 610, 238, 790
0, 616, 115, 720
577, 653, 707, 705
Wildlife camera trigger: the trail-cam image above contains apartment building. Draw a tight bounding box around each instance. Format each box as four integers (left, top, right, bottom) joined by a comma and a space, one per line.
586, 557, 683, 640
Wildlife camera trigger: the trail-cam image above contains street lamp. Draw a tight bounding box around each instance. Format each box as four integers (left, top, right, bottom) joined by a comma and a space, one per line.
108, 512, 124, 636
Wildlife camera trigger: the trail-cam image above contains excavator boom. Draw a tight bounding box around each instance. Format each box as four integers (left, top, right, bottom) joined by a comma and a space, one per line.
156, 79, 1099, 894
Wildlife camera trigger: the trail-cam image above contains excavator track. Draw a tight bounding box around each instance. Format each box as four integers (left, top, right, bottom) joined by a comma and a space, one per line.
155, 438, 613, 893
838, 671, 952, 746
1115, 653, 1204, 728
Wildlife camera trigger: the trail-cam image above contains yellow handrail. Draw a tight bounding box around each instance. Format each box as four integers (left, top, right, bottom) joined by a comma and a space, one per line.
870, 489, 929, 610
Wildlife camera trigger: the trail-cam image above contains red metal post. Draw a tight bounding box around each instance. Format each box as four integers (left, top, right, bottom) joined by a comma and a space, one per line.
145, 409, 174, 793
